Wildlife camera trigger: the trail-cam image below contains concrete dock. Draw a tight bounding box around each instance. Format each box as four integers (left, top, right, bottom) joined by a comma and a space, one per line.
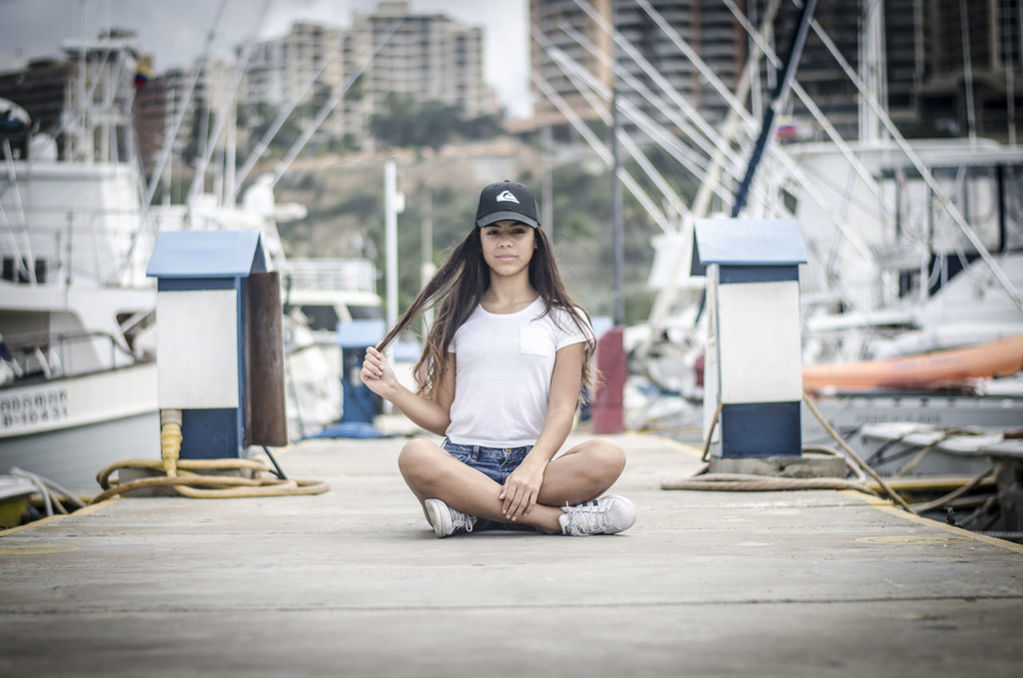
2, 432, 1021, 677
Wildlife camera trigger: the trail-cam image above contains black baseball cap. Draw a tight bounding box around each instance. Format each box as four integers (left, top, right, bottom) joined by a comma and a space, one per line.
475, 180, 541, 229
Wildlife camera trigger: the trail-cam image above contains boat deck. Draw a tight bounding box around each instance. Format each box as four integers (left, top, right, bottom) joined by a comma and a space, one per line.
2, 432, 1022, 677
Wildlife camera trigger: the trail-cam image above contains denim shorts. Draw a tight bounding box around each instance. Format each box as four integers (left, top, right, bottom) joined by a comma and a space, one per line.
441, 439, 532, 484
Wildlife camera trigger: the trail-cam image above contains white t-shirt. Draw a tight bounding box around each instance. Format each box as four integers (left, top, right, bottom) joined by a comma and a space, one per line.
445, 297, 592, 447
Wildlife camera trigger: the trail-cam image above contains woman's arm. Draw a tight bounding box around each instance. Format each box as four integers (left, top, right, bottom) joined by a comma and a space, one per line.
499, 342, 584, 520
361, 347, 454, 436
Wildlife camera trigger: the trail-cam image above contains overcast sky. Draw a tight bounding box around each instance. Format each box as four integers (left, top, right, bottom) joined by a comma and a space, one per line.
0, 0, 534, 118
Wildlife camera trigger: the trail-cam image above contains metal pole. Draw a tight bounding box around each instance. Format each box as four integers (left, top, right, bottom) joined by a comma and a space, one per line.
385, 160, 398, 332
732, 0, 819, 217
421, 187, 435, 332
610, 39, 624, 327
542, 126, 554, 240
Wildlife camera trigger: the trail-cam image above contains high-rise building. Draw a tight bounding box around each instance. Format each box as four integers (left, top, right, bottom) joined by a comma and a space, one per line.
239, 3, 496, 149
915, 0, 1023, 139
343, 1, 496, 144
615, 1, 746, 125
528, 0, 1022, 144
527, 1, 746, 138
155, 59, 241, 161
528, 0, 614, 132
244, 21, 346, 140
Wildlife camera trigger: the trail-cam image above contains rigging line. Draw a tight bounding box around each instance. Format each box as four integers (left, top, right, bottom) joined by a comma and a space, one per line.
806, 12, 1023, 311
643, 0, 785, 339
677, 2, 880, 271
230, 12, 349, 202
626, 0, 875, 302
633, 0, 756, 133
116, 0, 239, 279
1004, 0, 1017, 146
611, 0, 874, 266
582, 79, 693, 223
142, 0, 229, 208
959, 0, 977, 144
555, 20, 748, 186
187, 0, 273, 206
554, 12, 766, 212
269, 18, 404, 189
2, 139, 34, 283
541, 41, 688, 219
729, 0, 817, 216
569, 0, 738, 163
43, 46, 113, 145
617, 96, 737, 209
642, 0, 885, 316
692, 0, 784, 218
720, 0, 894, 218
530, 69, 672, 234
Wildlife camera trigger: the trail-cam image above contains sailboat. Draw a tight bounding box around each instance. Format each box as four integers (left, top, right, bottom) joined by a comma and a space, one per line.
531, 1, 1023, 495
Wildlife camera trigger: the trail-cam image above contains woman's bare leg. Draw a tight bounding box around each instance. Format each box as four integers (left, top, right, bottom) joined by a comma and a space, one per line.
398, 439, 564, 533
536, 438, 626, 507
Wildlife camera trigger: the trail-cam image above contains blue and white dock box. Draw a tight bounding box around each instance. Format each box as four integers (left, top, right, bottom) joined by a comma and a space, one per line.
147, 230, 286, 458
694, 218, 807, 458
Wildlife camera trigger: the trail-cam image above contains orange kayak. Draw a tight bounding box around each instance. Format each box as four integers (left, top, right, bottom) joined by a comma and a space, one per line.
802, 334, 1023, 391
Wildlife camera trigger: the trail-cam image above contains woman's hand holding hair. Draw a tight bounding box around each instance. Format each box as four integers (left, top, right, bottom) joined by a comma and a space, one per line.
360, 346, 398, 399
500, 459, 546, 522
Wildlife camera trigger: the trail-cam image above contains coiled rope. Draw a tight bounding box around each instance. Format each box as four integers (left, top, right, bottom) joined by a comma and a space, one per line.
91, 409, 328, 502
665, 394, 917, 512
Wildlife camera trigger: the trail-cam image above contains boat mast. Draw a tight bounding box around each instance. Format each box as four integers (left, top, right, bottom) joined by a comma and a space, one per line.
732, 0, 819, 217
859, 0, 886, 144
958, 0, 977, 145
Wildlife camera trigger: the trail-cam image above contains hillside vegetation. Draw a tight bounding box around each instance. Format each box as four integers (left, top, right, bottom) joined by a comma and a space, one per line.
272, 137, 696, 328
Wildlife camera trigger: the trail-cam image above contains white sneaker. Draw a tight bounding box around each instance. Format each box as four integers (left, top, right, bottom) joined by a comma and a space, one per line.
424, 498, 478, 538
559, 495, 636, 536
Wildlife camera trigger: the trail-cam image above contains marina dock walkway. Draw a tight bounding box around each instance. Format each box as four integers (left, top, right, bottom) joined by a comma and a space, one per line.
2, 432, 1021, 677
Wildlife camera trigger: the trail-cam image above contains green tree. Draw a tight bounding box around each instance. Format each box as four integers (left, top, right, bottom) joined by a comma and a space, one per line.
242, 102, 304, 155
181, 97, 208, 167
370, 94, 503, 150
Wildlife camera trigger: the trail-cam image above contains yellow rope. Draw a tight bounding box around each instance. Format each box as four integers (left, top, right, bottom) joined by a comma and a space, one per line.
92, 457, 329, 502
90, 409, 329, 502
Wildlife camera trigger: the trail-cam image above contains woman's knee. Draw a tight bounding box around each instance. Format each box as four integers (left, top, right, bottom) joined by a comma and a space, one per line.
397, 439, 445, 484
571, 439, 625, 483
591, 439, 626, 477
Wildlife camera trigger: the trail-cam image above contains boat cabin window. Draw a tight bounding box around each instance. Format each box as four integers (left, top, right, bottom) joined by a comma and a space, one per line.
348, 304, 384, 320
298, 305, 340, 332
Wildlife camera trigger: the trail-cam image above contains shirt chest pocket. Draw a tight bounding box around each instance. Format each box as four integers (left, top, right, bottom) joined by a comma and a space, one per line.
520, 327, 554, 357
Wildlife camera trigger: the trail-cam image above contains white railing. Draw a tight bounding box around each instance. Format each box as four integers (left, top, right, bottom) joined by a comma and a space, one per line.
283, 257, 377, 293
0, 206, 148, 288
0, 329, 143, 386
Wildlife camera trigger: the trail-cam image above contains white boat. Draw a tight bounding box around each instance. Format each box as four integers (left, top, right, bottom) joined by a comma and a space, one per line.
547, 4, 1023, 479
0, 32, 382, 493
279, 256, 385, 439
0, 34, 162, 491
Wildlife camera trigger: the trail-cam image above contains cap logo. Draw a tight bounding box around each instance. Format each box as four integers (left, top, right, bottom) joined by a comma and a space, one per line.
496, 190, 520, 204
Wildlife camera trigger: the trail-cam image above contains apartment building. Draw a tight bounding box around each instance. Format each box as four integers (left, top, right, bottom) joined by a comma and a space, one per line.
146, 58, 241, 172
528, 0, 1022, 144
915, 0, 1023, 139
239, 2, 496, 148
527, 0, 746, 137
245, 21, 346, 140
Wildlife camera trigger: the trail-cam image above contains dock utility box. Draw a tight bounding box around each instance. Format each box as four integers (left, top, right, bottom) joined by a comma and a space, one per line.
146, 230, 286, 458
694, 218, 807, 459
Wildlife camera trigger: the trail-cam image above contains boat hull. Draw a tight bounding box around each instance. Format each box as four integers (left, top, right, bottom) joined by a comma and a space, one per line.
0, 363, 158, 492
803, 335, 1023, 391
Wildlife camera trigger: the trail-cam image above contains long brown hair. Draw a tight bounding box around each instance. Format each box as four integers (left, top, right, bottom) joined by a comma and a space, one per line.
377, 225, 596, 402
